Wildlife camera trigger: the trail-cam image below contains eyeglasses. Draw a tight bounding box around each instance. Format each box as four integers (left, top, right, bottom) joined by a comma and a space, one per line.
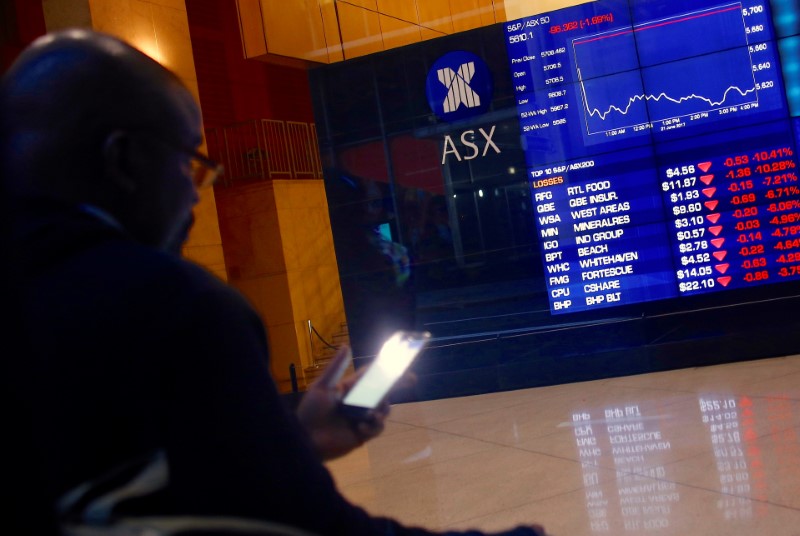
184, 149, 223, 189
128, 131, 224, 189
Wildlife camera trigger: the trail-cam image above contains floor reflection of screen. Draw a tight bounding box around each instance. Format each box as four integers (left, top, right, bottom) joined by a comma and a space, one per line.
571, 403, 679, 532
699, 393, 800, 521
606, 404, 677, 532
570, 393, 799, 531
573, 411, 610, 532
698, 395, 754, 520
766, 396, 800, 518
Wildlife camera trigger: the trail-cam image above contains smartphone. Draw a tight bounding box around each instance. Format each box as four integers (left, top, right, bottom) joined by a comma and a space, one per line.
340, 331, 431, 418
326, 347, 353, 386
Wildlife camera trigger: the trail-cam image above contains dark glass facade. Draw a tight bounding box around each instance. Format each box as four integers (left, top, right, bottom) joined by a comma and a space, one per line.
310, 15, 800, 401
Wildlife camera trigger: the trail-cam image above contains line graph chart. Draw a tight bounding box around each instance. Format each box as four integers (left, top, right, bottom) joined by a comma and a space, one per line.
572, 3, 760, 135
579, 69, 755, 122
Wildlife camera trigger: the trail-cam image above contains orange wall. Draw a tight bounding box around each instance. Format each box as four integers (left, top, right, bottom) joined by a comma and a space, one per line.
187, 0, 315, 128
236, 0, 598, 63
238, 0, 502, 62
187, 0, 345, 392
6, 0, 343, 392
22, 0, 227, 281
82, 0, 228, 281
215, 180, 346, 392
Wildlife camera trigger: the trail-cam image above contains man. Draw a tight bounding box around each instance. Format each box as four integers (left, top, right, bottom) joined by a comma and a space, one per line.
1, 30, 545, 536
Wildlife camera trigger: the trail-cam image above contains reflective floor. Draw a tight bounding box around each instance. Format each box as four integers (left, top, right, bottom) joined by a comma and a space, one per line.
326, 355, 800, 535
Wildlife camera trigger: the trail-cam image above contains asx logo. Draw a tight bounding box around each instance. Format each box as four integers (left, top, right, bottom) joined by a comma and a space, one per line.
438, 62, 480, 113
426, 51, 492, 122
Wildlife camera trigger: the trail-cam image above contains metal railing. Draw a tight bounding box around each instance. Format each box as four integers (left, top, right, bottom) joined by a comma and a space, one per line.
205, 119, 323, 186
306, 319, 340, 369
286, 121, 319, 179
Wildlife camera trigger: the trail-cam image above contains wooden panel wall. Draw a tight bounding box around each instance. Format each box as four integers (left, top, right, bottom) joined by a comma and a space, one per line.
236, 0, 573, 63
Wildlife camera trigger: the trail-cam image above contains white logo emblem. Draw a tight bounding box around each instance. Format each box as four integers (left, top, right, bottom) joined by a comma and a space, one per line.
437, 62, 481, 113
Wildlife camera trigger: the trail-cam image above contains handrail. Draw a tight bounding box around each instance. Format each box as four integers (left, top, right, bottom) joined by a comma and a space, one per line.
306, 319, 340, 369
205, 119, 323, 186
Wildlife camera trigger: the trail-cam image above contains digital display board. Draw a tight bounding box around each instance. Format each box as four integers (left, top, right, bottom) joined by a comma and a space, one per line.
505, 0, 800, 314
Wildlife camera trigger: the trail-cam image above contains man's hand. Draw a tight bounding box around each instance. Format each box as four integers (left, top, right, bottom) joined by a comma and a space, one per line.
296, 346, 390, 461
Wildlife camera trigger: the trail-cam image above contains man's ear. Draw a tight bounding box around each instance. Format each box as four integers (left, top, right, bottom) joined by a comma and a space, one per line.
103, 130, 138, 195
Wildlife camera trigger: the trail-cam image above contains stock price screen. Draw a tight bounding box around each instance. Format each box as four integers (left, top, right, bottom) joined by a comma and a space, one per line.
505, 0, 800, 314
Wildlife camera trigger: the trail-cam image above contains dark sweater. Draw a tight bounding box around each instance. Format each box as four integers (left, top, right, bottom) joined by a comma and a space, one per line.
11, 202, 538, 536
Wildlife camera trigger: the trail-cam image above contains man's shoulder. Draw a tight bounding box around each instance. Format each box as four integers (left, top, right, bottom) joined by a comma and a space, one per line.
12, 204, 217, 293
102, 239, 224, 289
15, 206, 257, 330
93, 239, 243, 308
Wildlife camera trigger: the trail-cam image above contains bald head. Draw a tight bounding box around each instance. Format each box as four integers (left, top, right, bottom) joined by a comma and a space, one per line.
2, 30, 191, 191
0, 29, 203, 251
